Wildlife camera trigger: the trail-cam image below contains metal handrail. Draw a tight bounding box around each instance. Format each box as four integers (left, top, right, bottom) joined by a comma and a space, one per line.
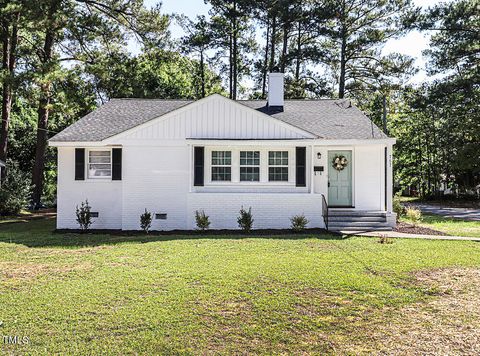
321, 194, 328, 231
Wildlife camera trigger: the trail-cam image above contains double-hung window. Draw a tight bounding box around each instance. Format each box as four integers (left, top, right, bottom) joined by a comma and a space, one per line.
240, 151, 260, 182
211, 151, 231, 181
268, 151, 289, 181
88, 150, 112, 179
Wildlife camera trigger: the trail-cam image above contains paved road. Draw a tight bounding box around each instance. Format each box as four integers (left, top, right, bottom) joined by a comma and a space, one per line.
409, 203, 480, 221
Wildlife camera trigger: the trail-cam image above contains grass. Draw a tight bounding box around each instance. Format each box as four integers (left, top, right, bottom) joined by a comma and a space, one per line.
401, 213, 480, 238
1, 218, 480, 354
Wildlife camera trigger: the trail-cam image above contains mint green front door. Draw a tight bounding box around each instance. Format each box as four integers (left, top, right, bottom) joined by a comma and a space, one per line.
328, 150, 353, 207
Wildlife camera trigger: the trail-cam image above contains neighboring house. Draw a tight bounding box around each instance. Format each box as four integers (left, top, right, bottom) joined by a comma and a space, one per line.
49, 73, 396, 231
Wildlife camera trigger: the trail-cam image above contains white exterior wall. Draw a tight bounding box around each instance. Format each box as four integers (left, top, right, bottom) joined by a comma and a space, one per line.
53, 95, 391, 230
121, 145, 190, 230
187, 193, 323, 230
354, 145, 385, 211
56, 147, 123, 229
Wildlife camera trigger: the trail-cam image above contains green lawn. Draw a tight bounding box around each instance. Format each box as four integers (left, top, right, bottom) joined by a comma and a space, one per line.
401, 214, 480, 237
1, 218, 480, 354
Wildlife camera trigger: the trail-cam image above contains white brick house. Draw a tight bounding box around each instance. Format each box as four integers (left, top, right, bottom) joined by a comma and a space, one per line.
49, 73, 396, 231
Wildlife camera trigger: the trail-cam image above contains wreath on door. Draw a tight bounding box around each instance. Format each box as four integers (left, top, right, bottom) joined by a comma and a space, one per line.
332, 155, 348, 171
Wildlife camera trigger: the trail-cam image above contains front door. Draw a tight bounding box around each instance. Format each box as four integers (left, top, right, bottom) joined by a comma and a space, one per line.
328, 150, 352, 207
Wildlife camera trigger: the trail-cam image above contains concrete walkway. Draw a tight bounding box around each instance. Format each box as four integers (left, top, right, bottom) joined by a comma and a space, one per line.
409, 203, 480, 221
340, 230, 480, 242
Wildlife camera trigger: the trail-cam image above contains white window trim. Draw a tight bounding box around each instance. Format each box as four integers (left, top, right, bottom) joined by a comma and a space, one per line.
87, 148, 112, 180
204, 147, 295, 186
240, 150, 260, 182
268, 151, 290, 182
211, 150, 232, 182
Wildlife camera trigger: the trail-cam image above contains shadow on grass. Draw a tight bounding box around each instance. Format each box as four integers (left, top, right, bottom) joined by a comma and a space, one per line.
0, 217, 349, 248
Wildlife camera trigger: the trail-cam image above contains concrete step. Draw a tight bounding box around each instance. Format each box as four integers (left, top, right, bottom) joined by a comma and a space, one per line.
328, 216, 386, 222
328, 210, 386, 218
328, 221, 390, 229
330, 227, 393, 232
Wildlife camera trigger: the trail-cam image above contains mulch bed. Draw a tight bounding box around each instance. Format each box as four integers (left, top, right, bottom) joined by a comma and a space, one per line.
394, 221, 446, 236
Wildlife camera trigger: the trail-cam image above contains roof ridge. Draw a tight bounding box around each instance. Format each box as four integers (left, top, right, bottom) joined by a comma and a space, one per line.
109, 98, 194, 102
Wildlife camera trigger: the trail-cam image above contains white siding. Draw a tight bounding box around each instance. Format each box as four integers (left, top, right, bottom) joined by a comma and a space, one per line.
354, 145, 385, 210
56, 147, 122, 230
119, 96, 309, 141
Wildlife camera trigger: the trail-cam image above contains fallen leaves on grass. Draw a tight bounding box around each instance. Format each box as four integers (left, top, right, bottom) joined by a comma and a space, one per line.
347, 268, 480, 355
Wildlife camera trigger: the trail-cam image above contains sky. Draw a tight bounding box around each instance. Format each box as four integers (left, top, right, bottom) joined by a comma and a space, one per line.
139, 0, 450, 86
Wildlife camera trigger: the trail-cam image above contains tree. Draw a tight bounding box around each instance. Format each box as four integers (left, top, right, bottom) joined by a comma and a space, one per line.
207, 0, 256, 99
177, 15, 214, 98
29, 0, 170, 207
83, 49, 224, 100
421, 0, 479, 83
319, 0, 418, 98
0, 0, 21, 169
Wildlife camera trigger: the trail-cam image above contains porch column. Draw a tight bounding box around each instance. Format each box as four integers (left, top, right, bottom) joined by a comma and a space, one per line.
386, 143, 393, 213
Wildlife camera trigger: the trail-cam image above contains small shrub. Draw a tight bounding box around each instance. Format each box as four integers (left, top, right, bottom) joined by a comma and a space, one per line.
405, 207, 422, 227
76, 200, 93, 232
393, 194, 405, 221
0, 160, 31, 216
140, 209, 152, 233
237, 206, 254, 233
378, 234, 394, 244
195, 210, 210, 231
290, 214, 309, 232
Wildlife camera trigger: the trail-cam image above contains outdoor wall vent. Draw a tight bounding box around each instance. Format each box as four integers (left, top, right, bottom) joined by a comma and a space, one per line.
155, 213, 167, 220
91, 212, 99, 218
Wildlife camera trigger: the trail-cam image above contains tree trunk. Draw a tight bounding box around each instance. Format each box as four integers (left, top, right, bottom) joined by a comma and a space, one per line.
200, 50, 205, 98
382, 95, 388, 134
228, 32, 233, 99
0, 14, 19, 170
269, 15, 276, 72
232, 0, 238, 100
32, 23, 56, 208
280, 21, 289, 73
295, 21, 301, 81
339, 33, 347, 99
261, 19, 270, 99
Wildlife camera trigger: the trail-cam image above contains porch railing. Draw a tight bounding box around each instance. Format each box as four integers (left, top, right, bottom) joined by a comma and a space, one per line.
321, 194, 328, 231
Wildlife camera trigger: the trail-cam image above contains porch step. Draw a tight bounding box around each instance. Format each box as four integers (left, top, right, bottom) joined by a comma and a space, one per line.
326, 210, 393, 232
328, 221, 389, 229
328, 216, 386, 222
328, 210, 386, 217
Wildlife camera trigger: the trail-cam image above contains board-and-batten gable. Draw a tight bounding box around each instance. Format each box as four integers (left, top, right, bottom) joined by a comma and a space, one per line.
110, 94, 315, 143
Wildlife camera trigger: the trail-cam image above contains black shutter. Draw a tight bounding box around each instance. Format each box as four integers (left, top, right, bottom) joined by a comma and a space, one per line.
75, 148, 85, 180
112, 148, 122, 181
194, 147, 204, 186
296, 147, 306, 187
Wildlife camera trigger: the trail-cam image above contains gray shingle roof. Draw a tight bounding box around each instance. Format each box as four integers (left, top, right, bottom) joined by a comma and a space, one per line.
239, 100, 387, 139
50, 96, 388, 142
50, 99, 193, 142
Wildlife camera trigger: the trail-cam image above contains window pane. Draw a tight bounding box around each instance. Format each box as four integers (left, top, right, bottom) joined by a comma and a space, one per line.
240, 151, 260, 166
212, 151, 231, 165
268, 151, 288, 165
240, 167, 260, 181
212, 167, 231, 181
88, 151, 111, 178
269, 167, 288, 181
89, 166, 112, 177
89, 156, 111, 164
